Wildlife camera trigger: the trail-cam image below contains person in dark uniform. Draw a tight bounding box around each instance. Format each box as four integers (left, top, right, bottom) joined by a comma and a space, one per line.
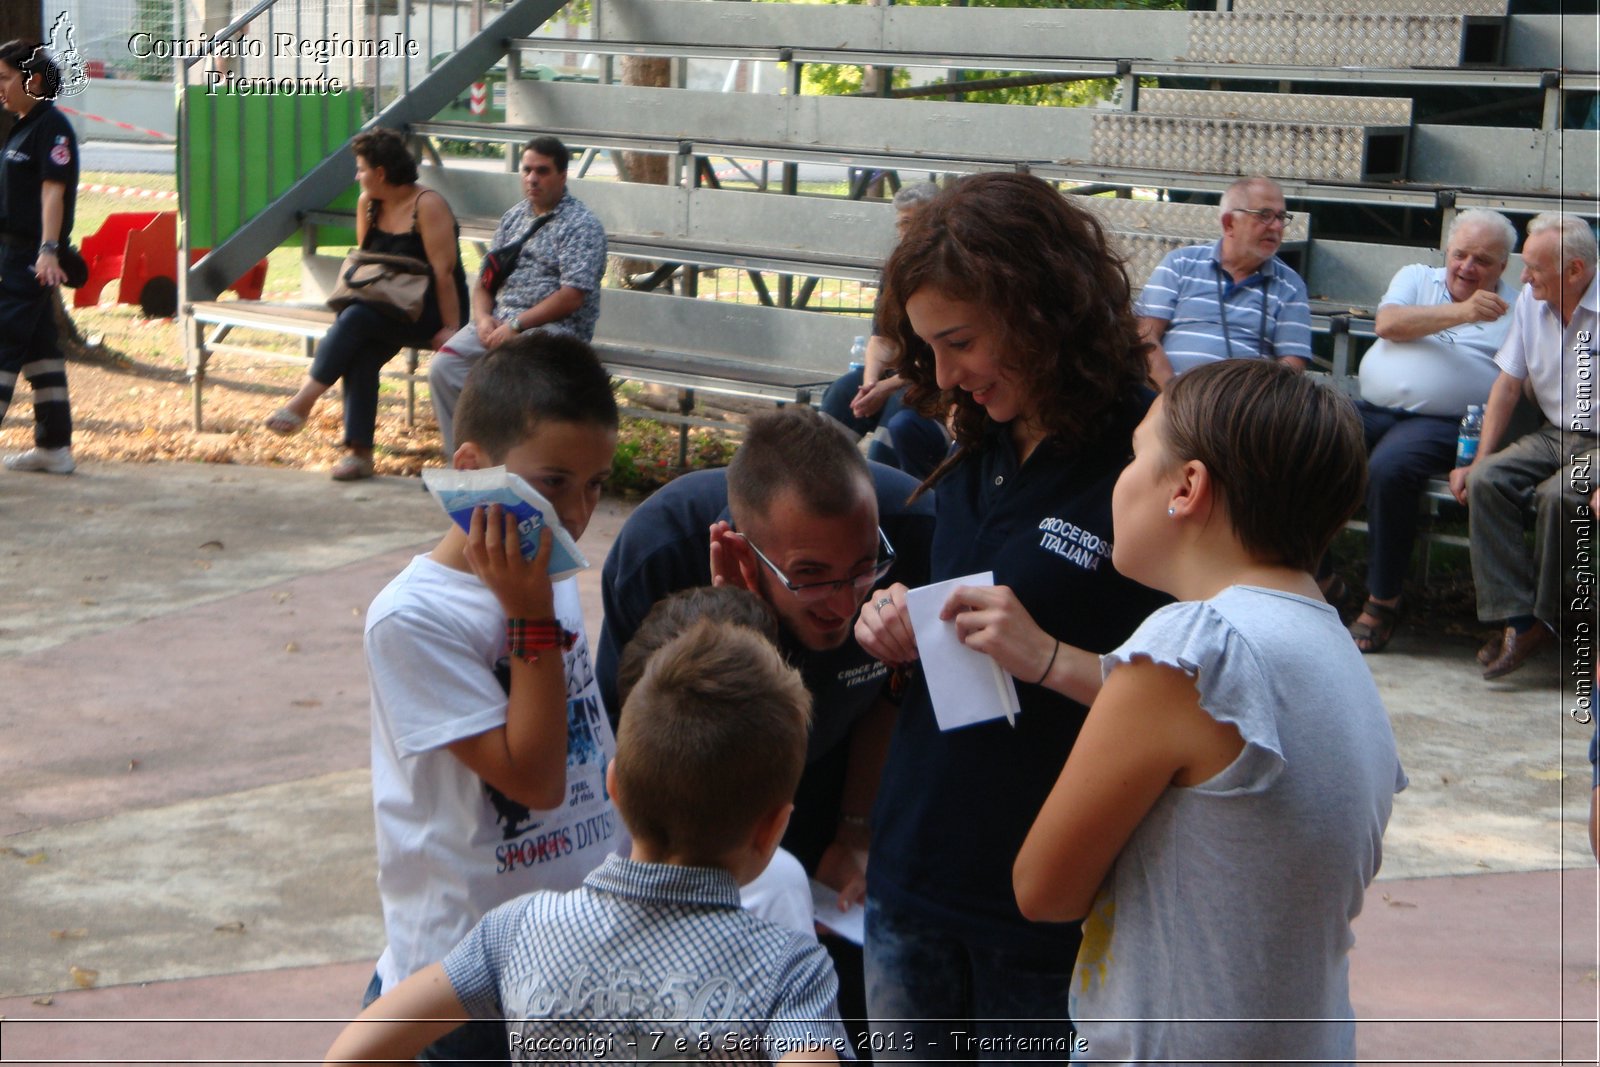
0, 39, 78, 475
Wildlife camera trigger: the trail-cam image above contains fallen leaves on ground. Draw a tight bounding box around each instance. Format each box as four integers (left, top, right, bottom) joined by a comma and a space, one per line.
0, 316, 445, 478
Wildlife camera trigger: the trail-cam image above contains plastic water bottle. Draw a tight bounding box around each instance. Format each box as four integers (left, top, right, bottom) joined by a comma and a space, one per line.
849, 336, 868, 372
1456, 404, 1483, 467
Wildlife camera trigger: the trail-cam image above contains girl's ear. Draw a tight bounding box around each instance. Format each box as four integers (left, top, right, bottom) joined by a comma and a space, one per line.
1168, 458, 1213, 520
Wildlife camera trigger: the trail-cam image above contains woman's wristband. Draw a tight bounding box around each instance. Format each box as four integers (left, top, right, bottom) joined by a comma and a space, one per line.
1033, 639, 1060, 686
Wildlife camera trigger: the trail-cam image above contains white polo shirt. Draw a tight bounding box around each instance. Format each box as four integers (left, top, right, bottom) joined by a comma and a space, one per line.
1494, 273, 1600, 434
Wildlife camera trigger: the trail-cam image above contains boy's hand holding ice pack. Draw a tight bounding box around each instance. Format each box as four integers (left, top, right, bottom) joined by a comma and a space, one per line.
422, 466, 589, 582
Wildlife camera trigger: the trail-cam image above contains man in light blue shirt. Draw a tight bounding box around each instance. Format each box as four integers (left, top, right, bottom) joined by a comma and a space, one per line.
1135, 176, 1312, 387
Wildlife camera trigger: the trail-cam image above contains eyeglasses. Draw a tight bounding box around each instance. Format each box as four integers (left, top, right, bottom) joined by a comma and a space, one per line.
1231, 208, 1294, 226
740, 527, 897, 603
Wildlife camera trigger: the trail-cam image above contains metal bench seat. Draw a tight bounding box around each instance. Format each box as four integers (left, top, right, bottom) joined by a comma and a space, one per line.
186, 288, 857, 435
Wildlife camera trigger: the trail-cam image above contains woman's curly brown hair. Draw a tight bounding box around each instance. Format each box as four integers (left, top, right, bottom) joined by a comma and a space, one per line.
877, 173, 1150, 489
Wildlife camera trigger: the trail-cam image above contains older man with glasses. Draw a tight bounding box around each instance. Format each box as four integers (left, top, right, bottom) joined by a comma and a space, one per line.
1135, 175, 1313, 388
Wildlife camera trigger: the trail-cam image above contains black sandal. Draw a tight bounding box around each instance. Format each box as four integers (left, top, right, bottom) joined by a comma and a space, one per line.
1349, 599, 1401, 654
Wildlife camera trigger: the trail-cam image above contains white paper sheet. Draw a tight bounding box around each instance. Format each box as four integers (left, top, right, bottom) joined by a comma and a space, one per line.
810, 879, 865, 945
904, 571, 1022, 731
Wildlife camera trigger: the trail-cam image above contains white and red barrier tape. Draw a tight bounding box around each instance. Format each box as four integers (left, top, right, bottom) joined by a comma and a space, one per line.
79, 183, 179, 201
56, 103, 175, 142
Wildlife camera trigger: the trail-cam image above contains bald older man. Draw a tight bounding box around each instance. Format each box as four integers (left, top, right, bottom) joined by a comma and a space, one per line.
1346, 209, 1519, 653
1449, 213, 1600, 679
1136, 176, 1313, 388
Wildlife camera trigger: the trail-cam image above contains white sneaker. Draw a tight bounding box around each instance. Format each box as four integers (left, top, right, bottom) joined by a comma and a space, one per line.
4, 446, 76, 474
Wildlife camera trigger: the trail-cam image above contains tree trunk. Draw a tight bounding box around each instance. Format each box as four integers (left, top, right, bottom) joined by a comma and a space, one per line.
0, 4, 93, 362
614, 56, 672, 287
0, 4, 41, 47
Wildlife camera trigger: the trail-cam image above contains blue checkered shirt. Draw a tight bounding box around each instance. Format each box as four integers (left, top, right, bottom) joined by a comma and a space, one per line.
444, 854, 853, 1062
1135, 240, 1313, 368
490, 190, 607, 342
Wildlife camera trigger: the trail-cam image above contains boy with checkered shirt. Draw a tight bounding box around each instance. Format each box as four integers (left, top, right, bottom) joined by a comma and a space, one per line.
326, 619, 851, 1064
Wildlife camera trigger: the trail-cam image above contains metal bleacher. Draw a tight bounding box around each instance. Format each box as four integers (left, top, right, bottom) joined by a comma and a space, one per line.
181, 0, 1599, 450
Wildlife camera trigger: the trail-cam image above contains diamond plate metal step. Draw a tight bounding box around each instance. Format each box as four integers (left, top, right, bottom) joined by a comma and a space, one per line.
1090, 113, 1408, 183
1183, 12, 1506, 68
1138, 88, 1412, 127
1080, 195, 1309, 240
1075, 200, 1309, 289
1231, 0, 1506, 14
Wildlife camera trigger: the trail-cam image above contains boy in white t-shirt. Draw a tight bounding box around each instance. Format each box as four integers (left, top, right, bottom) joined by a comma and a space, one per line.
362, 335, 623, 1065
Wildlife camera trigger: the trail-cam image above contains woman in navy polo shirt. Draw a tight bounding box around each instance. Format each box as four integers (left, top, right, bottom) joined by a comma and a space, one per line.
853, 173, 1167, 1058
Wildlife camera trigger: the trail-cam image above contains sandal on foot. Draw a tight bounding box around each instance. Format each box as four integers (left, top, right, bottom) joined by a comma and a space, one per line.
265, 407, 306, 436
1349, 599, 1401, 654
330, 454, 375, 482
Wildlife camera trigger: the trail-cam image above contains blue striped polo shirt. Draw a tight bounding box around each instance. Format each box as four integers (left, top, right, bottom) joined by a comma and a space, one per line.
1135, 240, 1313, 371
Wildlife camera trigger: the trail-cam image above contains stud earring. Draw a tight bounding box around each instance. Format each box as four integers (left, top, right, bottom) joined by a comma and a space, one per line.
1167, 507, 1176, 516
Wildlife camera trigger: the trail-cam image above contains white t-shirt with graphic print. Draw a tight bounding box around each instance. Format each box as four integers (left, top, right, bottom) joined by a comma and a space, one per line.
366, 558, 624, 991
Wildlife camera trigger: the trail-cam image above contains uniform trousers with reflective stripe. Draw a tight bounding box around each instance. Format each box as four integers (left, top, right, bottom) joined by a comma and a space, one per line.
0, 246, 71, 449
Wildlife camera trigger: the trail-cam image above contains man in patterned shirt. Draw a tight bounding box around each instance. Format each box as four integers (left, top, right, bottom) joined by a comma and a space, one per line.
325, 620, 851, 1065
1135, 176, 1312, 388
429, 135, 608, 455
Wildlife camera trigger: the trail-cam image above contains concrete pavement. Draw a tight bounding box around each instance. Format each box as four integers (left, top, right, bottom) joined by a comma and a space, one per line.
0, 459, 1595, 1064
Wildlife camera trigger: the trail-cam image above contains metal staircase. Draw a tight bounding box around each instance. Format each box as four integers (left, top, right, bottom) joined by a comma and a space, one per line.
177, 0, 568, 306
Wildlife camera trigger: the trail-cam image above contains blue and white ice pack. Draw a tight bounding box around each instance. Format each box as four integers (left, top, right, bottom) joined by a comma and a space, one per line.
422, 466, 589, 582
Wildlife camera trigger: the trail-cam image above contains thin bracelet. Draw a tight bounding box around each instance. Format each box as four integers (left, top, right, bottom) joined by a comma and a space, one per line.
1033, 639, 1060, 686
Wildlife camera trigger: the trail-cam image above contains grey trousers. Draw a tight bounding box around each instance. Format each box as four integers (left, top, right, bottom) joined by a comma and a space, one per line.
1466, 422, 1600, 625
425, 324, 488, 458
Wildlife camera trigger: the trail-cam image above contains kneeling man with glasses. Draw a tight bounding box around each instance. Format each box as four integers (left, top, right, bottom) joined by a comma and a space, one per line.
597, 405, 934, 1050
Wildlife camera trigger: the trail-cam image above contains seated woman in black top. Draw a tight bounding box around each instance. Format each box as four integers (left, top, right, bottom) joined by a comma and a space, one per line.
265, 128, 467, 481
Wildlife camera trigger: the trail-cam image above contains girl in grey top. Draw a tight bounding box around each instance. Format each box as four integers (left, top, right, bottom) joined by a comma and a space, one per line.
1015, 360, 1407, 1065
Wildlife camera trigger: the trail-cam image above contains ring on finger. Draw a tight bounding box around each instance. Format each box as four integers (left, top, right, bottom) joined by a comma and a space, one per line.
875, 596, 893, 613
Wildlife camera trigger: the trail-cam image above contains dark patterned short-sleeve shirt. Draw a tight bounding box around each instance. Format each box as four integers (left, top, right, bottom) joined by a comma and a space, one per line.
491, 190, 607, 342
